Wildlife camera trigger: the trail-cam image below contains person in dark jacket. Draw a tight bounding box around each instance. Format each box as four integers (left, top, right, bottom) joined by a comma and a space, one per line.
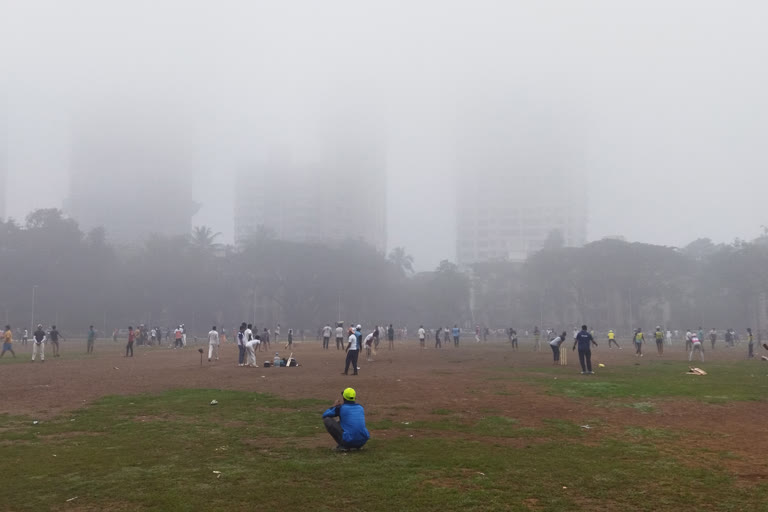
322, 387, 370, 451
572, 324, 598, 374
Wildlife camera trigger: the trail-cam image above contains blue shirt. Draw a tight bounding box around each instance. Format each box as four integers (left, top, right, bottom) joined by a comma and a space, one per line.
452, 327, 460, 337
576, 330, 594, 350
322, 402, 370, 448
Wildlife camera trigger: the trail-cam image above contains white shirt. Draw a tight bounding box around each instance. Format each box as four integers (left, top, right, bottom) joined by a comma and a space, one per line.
244, 328, 253, 341
364, 333, 374, 346
335, 327, 343, 338
323, 326, 332, 337
418, 328, 426, 339
348, 333, 359, 350
549, 336, 563, 347
208, 330, 219, 345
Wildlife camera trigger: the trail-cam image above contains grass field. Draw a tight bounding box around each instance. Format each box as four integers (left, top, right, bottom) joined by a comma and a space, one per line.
0, 341, 767, 511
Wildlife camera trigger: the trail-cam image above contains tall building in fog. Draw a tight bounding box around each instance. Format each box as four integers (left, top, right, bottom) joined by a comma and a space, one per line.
456, 111, 587, 265
66, 107, 199, 242
235, 144, 387, 252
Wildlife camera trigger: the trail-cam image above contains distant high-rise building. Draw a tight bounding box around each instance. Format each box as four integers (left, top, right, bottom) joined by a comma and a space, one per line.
455, 112, 587, 265
66, 108, 199, 242
235, 144, 387, 252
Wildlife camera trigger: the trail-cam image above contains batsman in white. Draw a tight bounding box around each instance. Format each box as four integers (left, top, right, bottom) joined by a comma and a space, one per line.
208, 326, 220, 362
31, 324, 46, 362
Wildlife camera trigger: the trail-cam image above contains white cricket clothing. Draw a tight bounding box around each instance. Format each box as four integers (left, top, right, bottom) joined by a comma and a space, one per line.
364, 333, 374, 346
323, 326, 332, 337
208, 330, 220, 345
549, 336, 563, 347
335, 326, 343, 338
244, 328, 253, 341
32, 341, 45, 361
348, 333, 359, 351
418, 328, 426, 340
246, 339, 261, 365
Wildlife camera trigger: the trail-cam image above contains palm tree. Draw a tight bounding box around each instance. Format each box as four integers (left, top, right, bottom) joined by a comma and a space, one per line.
388, 246, 415, 275
190, 226, 222, 254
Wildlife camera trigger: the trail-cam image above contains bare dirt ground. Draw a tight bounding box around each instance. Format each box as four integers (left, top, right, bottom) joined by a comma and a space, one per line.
2, 337, 767, 482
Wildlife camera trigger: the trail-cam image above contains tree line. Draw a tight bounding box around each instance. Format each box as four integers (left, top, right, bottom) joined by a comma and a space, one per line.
1, 209, 767, 336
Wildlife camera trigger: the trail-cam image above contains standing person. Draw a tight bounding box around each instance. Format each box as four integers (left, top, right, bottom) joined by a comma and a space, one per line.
335, 323, 344, 350
685, 330, 693, 352
22, 329, 29, 346
725, 329, 734, 348
452, 324, 460, 347
387, 324, 395, 351
322, 324, 332, 350
32, 324, 46, 362
112, 329, 118, 342
747, 328, 755, 359
443, 326, 450, 347
262, 328, 271, 350
654, 326, 665, 356
418, 325, 426, 349
274, 324, 281, 344
343, 327, 360, 376
208, 326, 220, 362
434, 327, 442, 349
509, 328, 518, 351
174, 326, 183, 348
49, 325, 64, 358
607, 329, 621, 349
572, 325, 598, 375
666, 329, 672, 346
1, 325, 16, 358
150, 327, 157, 345
126, 326, 135, 357
634, 329, 645, 357
533, 326, 541, 352
709, 328, 717, 350
287, 329, 293, 349
475, 325, 481, 343
87, 325, 96, 354
181, 324, 187, 347
237, 323, 246, 367
689, 332, 704, 362
321, 388, 370, 451
549, 331, 566, 365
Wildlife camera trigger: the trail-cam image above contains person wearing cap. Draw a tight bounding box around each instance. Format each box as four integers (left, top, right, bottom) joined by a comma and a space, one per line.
607, 329, 620, 349
32, 324, 47, 362
322, 388, 370, 451
343, 327, 360, 375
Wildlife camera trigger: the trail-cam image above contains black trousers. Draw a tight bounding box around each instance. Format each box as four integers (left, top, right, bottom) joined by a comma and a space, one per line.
578, 348, 592, 372
126, 341, 134, 357
344, 350, 359, 375
324, 417, 344, 446
336, 338, 343, 350
323, 337, 330, 349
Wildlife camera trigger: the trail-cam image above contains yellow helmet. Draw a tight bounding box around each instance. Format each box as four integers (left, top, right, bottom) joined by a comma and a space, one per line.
342, 388, 356, 402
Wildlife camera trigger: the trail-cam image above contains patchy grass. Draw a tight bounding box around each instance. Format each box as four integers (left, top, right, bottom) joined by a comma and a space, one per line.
503, 361, 768, 402
1, 388, 767, 511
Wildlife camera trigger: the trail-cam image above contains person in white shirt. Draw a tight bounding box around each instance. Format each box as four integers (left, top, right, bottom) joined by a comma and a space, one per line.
335, 324, 344, 350
244, 324, 254, 346
322, 324, 332, 350
246, 334, 261, 366
549, 331, 567, 365
181, 324, 187, 347
274, 324, 281, 344
343, 330, 359, 375
364, 332, 375, 362
207, 326, 220, 362
418, 325, 426, 349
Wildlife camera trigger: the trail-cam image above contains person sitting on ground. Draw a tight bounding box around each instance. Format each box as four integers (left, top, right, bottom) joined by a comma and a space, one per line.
322, 387, 370, 452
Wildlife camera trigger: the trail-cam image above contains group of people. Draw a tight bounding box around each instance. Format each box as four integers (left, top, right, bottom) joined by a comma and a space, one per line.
0, 324, 69, 361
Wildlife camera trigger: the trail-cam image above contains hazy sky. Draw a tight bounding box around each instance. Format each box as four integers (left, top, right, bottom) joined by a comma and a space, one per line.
3, 1, 767, 270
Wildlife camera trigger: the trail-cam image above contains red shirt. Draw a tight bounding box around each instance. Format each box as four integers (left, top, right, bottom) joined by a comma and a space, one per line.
128, 331, 135, 343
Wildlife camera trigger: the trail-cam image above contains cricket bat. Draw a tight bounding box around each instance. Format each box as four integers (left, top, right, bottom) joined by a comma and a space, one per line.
285, 352, 293, 367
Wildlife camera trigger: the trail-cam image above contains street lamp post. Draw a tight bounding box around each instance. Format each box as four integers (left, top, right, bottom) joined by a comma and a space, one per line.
31, 285, 39, 333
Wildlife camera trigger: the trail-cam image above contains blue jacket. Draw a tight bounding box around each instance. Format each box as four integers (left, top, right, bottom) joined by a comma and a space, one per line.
322, 401, 370, 448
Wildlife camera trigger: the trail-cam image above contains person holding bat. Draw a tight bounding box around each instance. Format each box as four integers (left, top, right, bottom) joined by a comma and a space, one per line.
322, 387, 370, 452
